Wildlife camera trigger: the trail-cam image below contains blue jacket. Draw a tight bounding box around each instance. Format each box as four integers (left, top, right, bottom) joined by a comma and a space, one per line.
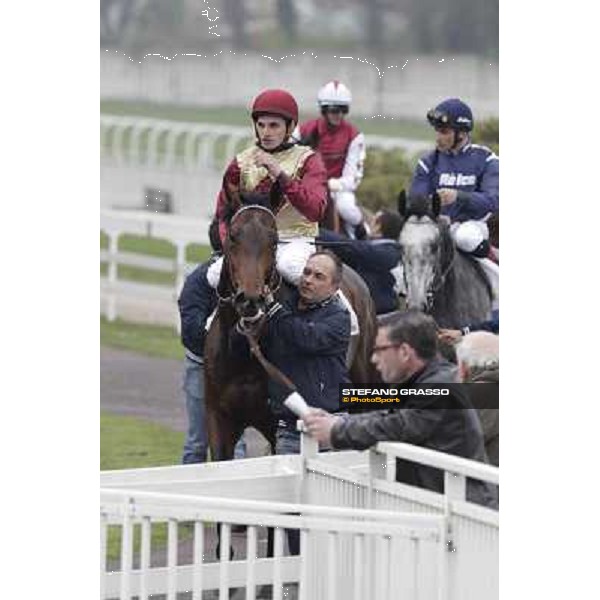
317, 229, 401, 315
463, 309, 499, 335
410, 143, 499, 222
177, 260, 218, 361
231, 291, 351, 421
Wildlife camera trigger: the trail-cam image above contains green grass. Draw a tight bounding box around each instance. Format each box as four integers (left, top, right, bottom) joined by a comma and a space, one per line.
101, 231, 211, 263
101, 316, 183, 360
101, 100, 431, 140
101, 411, 188, 560
101, 411, 184, 470
100, 232, 212, 285
100, 262, 176, 286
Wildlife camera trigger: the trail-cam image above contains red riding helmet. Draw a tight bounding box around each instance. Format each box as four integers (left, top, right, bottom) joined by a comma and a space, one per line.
251, 89, 299, 123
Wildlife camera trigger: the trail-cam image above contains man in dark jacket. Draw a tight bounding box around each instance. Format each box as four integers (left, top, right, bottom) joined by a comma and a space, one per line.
231, 250, 351, 557
317, 209, 403, 315
178, 259, 218, 464
304, 310, 498, 509
233, 250, 351, 455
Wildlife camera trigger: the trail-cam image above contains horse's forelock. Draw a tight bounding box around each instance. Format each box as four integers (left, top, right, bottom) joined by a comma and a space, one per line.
436, 219, 455, 269
230, 209, 277, 247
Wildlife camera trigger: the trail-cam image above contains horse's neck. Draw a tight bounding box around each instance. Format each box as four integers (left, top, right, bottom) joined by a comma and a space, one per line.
433, 251, 491, 328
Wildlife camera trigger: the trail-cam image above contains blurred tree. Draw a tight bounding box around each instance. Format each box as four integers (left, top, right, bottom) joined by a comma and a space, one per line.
276, 0, 298, 42
363, 0, 384, 50
223, 0, 249, 49
405, 0, 498, 56
100, 0, 135, 47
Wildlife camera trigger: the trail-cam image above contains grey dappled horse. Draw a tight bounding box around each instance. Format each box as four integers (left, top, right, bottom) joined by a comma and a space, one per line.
397, 190, 493, 329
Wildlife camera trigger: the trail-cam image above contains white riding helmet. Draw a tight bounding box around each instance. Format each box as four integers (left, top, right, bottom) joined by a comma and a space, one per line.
317, 80, 352, 108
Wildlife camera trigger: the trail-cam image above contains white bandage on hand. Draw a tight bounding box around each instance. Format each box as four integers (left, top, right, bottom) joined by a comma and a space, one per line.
284, 391, 310, 418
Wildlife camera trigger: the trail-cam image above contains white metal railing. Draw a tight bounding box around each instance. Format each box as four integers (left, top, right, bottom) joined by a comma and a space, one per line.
101, 489, 444, 600
100, 209, 211, 324
101, 115, 255, 170
100, 431, 499, 599
100, 115, 430, 171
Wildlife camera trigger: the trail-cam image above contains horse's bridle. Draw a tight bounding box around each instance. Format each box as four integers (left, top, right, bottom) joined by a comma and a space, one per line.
424, 249, 455, 311
401, 220, 455, 313
218, 205, 282, 325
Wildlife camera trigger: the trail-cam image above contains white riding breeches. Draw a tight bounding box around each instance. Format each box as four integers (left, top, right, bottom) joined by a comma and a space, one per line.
206, 256, 224, 289
275, 239, 315, 285
206, 239, 316, 289
451, 220, 489, 253
331, 190, 362, 226
450, 220, 499, 309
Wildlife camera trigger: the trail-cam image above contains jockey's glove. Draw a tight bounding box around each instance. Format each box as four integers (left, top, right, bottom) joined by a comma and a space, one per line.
328, 178, 343, 192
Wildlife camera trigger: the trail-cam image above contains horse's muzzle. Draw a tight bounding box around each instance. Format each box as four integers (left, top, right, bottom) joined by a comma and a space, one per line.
234, 291, 265, 322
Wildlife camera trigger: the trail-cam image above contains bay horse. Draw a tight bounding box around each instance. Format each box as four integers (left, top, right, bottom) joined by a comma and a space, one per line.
397, 190, 493, 330
203, 189, 379, 462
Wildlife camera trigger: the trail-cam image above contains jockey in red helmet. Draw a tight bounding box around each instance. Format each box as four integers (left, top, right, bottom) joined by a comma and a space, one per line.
209, 89, 328, 288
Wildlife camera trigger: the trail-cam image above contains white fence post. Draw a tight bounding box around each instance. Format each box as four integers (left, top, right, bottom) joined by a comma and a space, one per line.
107, 230, 119, 322
174, 239, 187, 298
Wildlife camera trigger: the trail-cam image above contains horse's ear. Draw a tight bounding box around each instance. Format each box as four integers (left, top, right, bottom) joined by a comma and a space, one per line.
431, 191, 441, 218
397, 190, 407, 216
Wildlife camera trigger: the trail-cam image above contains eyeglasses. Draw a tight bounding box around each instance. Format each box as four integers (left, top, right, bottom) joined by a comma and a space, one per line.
372, 343, 402, 354
322, 105, 349, 115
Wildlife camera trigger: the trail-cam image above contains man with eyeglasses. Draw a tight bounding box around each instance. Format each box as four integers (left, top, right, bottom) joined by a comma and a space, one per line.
294, 80, 369, 239
303, 310, 498, 509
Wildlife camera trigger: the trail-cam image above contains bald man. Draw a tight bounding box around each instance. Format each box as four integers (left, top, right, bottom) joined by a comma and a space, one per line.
456, 332, 499, 466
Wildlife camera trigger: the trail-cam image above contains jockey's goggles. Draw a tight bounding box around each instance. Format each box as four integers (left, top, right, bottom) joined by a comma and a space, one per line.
427, 108, 451, 129
322, 105, 349, 115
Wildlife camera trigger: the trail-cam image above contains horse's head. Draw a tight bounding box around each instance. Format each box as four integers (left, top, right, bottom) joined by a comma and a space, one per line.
224, 205, 280, 324
397, 190, 453, 311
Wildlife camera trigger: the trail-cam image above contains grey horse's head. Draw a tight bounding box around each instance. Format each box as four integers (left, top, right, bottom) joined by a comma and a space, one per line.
397, 191, 451, 311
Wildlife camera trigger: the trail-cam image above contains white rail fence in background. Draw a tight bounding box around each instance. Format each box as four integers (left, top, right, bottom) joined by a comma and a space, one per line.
101, 114, 431, 169
101, 433, 499, 599
100, 115, 431, 217
100, 209, 210, 327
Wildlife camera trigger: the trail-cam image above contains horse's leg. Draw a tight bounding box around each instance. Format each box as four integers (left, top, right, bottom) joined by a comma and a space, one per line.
205, 388, 240, 562
253, 412, 277, 456
205, 402, 237, 462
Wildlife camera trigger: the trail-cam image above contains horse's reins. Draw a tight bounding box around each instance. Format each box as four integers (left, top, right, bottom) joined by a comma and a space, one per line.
425, 250, 456, 310
239, 321, 298, 393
